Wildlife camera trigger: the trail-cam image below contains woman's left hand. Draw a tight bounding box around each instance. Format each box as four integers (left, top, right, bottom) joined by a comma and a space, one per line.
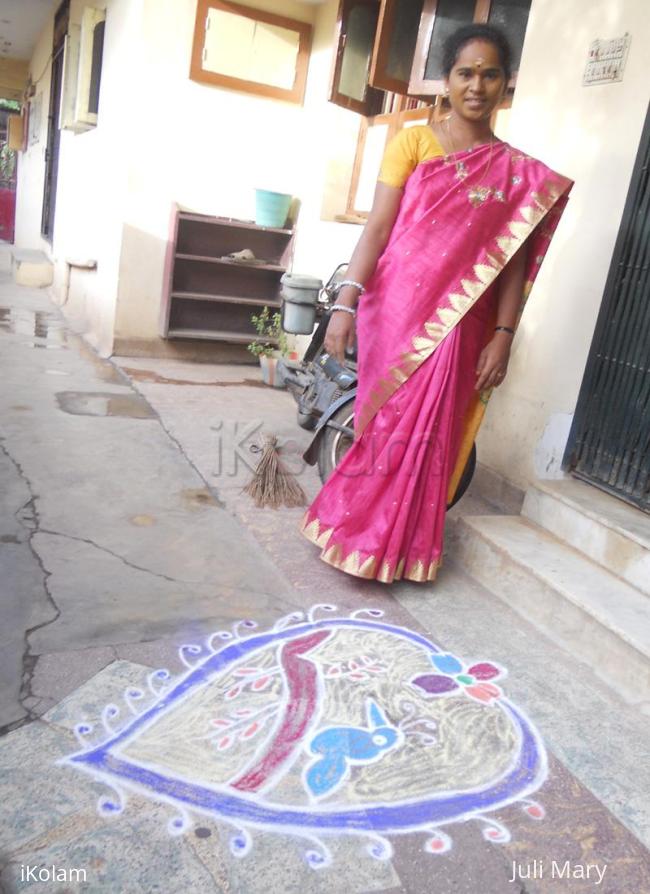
475, 334, 512, 391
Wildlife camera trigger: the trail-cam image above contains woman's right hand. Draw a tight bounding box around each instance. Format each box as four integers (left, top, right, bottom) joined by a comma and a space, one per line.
324, 311, 356, 362
321, 182, 402, 362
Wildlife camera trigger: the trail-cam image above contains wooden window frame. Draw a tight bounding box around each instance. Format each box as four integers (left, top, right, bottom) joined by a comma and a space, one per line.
75, 7, 106, 127
335, 0, 524, 220
409, 0, 519, 95
329, 0, 385, 116
190, 0, 312, 104
369, 0, 426, 95
332, 0, 525, 114
343, 85, 506, 220
346, 112, 395, 218
346, 97, 433, 219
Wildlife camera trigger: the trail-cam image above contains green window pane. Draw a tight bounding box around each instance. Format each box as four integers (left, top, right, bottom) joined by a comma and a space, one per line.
339, 3, 380, 102
424, 0, 475, 82
487, 0, 532, 72
385, 0, 425, 85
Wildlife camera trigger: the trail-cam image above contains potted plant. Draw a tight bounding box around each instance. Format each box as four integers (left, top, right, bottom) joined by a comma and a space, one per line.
247, 307, 289, 387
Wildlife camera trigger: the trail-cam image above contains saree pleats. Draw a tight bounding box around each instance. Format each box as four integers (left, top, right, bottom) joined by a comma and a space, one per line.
302, 290, 495, 583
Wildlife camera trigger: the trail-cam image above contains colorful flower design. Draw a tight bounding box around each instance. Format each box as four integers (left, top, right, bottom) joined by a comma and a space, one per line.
411, 653, 505, 704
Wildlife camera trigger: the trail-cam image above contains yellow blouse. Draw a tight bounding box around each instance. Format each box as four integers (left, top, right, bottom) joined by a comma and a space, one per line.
378, 125, 445, 189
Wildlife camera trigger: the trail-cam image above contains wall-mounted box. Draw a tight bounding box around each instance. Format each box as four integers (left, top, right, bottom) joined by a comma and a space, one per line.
7, 113, 26, 151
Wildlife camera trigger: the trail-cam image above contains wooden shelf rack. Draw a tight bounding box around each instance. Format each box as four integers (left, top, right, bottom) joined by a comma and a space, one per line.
160, 208, 293, 343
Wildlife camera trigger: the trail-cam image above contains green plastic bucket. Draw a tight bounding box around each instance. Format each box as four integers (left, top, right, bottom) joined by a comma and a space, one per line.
255, 189, 292, 228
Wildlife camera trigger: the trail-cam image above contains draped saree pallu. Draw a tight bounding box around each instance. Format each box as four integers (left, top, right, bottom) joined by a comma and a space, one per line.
302, 142, 573, 583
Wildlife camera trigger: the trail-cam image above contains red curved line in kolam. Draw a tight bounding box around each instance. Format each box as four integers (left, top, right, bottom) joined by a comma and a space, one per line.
230, 630, 330, 792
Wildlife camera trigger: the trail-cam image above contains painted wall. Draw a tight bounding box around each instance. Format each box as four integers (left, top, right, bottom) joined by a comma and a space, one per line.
13, 0, 362, 357
113, 0, 362, 354
14, 0, 138, 357
477, 0, 650, 489
20, 0, 642, 470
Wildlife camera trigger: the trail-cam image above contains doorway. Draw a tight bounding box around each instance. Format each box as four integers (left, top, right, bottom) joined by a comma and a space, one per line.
0, 106, 18, 242
41, 0, 70, 241
564, 104, 650, 512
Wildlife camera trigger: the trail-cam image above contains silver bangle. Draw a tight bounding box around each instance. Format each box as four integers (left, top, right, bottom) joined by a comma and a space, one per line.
330, 304, 356, 317
336, 279, 365, 294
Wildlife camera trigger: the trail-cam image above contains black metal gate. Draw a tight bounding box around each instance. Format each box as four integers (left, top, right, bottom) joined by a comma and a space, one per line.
41, 0, 69, 240
565, 103, 650, 512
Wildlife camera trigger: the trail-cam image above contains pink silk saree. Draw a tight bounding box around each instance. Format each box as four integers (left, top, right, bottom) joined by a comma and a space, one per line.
302, 141, 573, 583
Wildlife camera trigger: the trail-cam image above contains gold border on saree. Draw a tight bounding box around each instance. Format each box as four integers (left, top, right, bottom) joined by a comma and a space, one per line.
355, 178, 572, 437
301, 515, 440, 584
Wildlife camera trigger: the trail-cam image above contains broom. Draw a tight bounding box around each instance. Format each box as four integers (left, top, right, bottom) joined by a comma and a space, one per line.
243, 434, 307, 509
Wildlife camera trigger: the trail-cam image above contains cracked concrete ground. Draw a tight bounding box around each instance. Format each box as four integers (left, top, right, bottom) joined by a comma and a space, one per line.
0, 250, 293, 734
1, 245, 649, 892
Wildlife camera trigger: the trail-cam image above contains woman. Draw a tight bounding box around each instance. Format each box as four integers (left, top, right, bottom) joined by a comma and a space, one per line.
301, 24, 572, 583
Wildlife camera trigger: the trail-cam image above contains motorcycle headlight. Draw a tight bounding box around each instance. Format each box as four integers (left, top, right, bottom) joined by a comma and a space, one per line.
334, 370, 356, 388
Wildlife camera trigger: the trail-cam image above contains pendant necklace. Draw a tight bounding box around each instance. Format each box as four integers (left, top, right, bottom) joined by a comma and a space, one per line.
443, 117, 503, 207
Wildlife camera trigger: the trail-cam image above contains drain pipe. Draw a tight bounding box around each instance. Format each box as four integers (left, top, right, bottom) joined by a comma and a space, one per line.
62, 258, 98, 305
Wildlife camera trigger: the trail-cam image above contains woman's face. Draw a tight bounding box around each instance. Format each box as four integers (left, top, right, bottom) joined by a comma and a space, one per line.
445, 39, 507, 123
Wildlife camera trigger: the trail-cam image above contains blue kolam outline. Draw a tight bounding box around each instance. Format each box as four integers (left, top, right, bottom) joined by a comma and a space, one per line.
63, 618, 547, 833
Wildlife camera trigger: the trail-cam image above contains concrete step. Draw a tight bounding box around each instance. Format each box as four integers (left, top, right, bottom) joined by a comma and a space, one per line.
12, 249, 53, 288
455, 514, 650, 708
523, 479, 650, 596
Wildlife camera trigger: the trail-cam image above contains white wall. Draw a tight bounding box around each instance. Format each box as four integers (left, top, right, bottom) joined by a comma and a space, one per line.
113, 0, 362, 351
15, 0, 140, 357
14, 0, 363, 355
291, 0, 363, 279
477, 0, 650, 489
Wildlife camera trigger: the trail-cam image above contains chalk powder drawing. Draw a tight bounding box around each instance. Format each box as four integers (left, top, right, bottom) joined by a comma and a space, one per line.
63, 606, 548, 867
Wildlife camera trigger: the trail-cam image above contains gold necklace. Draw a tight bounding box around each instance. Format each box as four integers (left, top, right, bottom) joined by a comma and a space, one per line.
443, 117, 502, 207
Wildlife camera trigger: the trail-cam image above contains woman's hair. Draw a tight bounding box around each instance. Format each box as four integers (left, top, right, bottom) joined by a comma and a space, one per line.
442, 24, 512, 82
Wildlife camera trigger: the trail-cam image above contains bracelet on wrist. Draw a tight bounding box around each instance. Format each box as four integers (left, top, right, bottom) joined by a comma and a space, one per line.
336, 280, 365, 295
494, 325, 515, 335
330, 304, 356, 317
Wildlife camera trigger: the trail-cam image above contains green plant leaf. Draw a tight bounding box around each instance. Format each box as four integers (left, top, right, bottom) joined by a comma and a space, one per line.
248, 305, 289, 357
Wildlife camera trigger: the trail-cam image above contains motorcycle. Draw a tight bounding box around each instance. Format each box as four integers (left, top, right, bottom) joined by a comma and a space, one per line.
279, 264, 476, 508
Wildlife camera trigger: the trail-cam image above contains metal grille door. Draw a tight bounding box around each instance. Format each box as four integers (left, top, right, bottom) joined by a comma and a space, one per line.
566, 105, 650, 512
41, 0, 69, 240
